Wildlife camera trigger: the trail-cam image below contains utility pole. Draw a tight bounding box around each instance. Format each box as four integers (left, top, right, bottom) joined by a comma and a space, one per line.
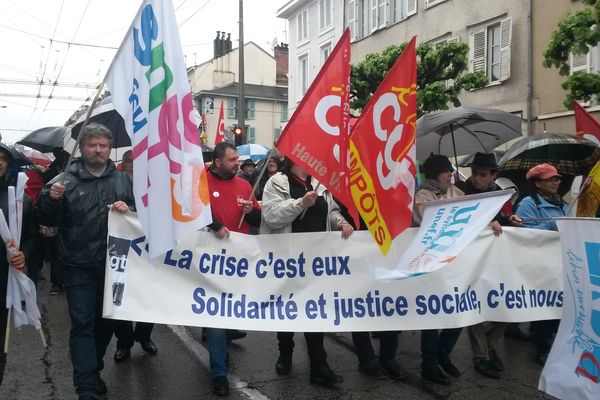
237, 0, 246, 144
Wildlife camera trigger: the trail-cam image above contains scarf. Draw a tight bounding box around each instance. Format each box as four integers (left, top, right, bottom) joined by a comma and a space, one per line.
418, 178, 451, 195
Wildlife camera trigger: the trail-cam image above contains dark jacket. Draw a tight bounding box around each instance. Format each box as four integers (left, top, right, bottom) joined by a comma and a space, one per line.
464, 179, 513, 226
36, 158, 134, 269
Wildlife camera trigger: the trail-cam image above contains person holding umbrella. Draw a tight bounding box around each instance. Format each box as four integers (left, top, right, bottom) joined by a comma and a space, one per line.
515, 163, 568, 366
413, 154, 464, 386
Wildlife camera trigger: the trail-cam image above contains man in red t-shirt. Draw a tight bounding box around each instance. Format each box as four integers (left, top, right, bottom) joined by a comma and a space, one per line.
204, 142, 260, 396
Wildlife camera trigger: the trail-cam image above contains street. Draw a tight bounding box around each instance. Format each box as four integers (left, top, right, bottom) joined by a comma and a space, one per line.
1, 271, 552, 400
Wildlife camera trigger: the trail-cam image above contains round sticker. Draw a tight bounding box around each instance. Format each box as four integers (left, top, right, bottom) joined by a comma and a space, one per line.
213, 191, 220, 198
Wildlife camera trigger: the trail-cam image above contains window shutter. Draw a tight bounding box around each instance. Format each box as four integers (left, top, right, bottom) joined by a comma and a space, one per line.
407, 0, 416, 16
470, 27, 487, 73
370, 0, 378, 32
570, 51, 591, 74
247, 127, 256, 144
227, 98, 237, 119
499, 17, 512, 81
378, 0, 386, 28
347, 0, 357, 40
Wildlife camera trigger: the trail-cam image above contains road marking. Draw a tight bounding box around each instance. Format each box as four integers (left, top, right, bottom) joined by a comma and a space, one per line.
167, 325, 270, 400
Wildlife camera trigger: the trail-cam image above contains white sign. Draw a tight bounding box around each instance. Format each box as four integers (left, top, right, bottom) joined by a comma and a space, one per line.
539, 218, 600, 399
104, 211, 563, 332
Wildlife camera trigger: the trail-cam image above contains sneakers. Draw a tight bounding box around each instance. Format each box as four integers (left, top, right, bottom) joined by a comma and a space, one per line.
113, 347, 130, 362
212, 376, 229, 396
275, 354, 292, 375
474, 360, 501, 379
421, 364, 450, 385
439, 360, 461, 377
309, 365, 343, 385
489, 348, 504, 372
380, 358, 406, 379
358, 358, 386, 379
140, 339, 158, 354
49, 284, 62, 295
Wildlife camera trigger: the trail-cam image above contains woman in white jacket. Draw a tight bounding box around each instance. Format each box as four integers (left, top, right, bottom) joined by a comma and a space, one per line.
260, 158, 353, 385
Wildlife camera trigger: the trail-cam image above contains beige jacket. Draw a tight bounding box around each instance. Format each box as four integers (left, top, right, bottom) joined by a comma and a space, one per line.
412, 181, 464, 226
259, 172, 347, 234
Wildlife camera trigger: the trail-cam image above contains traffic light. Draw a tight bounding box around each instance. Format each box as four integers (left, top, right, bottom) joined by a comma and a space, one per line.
233, 126, 243, 146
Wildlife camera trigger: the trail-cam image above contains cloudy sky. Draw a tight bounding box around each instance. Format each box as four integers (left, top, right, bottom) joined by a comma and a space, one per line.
0, 0, 287, 144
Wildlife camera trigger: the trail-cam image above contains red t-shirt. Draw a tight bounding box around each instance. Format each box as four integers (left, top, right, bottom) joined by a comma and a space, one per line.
207, 170, 260, 234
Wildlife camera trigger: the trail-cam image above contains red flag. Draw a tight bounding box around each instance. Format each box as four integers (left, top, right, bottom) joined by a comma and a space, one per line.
214, 101, 225, 145
349, 37, 417, 254
276, 29, 357, 221
574, 101, 600, 144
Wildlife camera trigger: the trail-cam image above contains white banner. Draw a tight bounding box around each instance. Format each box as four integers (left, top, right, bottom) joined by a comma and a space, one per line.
106, 0, 211, 257
377, 190, 513, 280
103, 211, 563, 332
539, 218, 600, 399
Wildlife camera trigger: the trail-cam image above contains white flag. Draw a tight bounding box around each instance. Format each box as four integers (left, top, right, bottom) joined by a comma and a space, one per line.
539, 218, 600, 399
374, 190, 513, 280
106, 0, 212, 257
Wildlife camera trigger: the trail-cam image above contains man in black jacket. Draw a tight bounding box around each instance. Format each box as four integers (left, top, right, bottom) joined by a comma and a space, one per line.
37, 123, 133, 400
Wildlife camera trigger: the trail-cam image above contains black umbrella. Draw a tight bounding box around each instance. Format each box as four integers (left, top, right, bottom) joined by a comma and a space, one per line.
8, 147, 33, 167
70, 96, 131, 148
499, 132, 600, 176
457, 149, 505, 168
416, 106, 522, 160
17, 126, 66, 153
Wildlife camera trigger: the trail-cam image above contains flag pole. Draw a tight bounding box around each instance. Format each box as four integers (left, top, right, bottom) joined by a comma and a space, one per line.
237, 148, 277, 228
3, 308, 11, 353
66, 0, 148, 170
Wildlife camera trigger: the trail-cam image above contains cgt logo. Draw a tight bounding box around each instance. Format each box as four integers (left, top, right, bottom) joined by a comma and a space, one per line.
107, 236, 132, 273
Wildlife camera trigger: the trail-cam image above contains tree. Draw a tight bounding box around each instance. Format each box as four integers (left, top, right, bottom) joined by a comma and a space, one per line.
543, 0, 600, 108
350, 41, 488, 116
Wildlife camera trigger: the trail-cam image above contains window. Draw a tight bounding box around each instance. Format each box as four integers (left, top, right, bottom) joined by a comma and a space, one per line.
281, 102, 288, 122
298, 53, 309, 100
352, 0, 385, 39
274, 127, 282, 141
470, 18, 512, 83
319, 0, 332, 32
227, 98, 237, 119
247, 126, 256, 144
347, 0, 357, 40
297, 9, 308, 43
570, 51, 591, 74
320, 42, 333, 66
245, 99, 255, 120
394, 0, 417, 22
425, 0, 448, 8
369, 0, 386, 32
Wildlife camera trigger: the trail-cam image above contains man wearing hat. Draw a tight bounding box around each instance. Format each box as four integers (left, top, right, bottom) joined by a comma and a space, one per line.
516, 163, 568, 366
238, 158, 256, 184
463, 152, 521, 379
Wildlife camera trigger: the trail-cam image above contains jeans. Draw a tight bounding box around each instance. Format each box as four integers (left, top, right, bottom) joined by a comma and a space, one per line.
206, 328, 229, 377
63, 265, 114, 394
114, 321, 154, 349
352, 331, 399, 364
421, 328, 462, 368
468, 322, 507, 361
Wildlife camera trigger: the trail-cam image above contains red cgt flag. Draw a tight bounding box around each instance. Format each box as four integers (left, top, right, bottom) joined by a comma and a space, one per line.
214, 101, 225, 145
276, 29, 356, 219
573, 101, 600, 144
349, 37, 417, 255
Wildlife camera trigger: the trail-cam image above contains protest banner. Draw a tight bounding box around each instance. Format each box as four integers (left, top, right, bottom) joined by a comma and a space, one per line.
376, 190, 514, 280
106, 0, 212, 257
104, 210, 563, 332
349, 37, 417, 255
577, 161, 600, 217
574, 100, 600, 145
539, 218, 600, 399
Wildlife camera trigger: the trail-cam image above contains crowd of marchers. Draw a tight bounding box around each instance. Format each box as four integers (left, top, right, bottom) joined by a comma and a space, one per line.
0, 122, 573, 399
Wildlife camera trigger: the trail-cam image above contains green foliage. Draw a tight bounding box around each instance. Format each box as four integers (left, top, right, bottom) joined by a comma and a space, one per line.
543, 0, 600, 108
350, 41, 488, 116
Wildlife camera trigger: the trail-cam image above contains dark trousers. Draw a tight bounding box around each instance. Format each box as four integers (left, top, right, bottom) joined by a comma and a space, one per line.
277, 331, 327, 369
25, 232, 44, 286
63, 266, 114, 395
352, 331, 398, 364
45, 235, 63, 287
0, 306, 7, 386
531, 319, 559, 354
114, 320, 154, 349
421, 328, 462, 368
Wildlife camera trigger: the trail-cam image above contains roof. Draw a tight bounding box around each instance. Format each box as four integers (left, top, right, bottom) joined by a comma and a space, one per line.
195, 82, 288, 102
276, 0, 302, 19
187, 41, 273, 72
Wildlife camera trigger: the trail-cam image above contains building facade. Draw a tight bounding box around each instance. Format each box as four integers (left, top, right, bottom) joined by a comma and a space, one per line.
187, 38, 288, 146
277, 0, 598, 142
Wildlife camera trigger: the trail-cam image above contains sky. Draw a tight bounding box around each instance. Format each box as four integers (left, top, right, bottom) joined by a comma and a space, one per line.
0, 0, 287, 144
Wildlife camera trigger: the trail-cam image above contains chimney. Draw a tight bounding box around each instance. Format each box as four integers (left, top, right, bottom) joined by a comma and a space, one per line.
214, 31, 221, 58
225, 33, 232, 54
274, 43, 289, 86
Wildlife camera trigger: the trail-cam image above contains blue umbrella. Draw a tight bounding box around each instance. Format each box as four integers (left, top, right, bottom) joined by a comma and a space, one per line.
236, 144, 270, 161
